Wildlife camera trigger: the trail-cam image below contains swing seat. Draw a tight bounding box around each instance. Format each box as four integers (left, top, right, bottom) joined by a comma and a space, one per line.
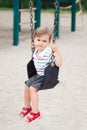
40, 63, 59, 90
27, 59, 37, 78
27, 59, 59, 90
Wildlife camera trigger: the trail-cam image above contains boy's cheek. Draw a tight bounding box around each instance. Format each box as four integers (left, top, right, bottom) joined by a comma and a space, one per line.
34, 44, 38, 48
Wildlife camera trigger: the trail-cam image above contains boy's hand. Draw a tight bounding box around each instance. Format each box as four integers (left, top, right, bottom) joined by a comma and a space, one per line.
51, 44, 58, 52
51, 44, 62, 67
30, 43, 35, 52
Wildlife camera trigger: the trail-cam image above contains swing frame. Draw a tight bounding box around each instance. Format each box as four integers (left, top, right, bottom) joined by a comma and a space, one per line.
27, 0, 60, 90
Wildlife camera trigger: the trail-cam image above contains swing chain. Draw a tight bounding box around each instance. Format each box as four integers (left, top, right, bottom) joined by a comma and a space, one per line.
53, 0, 59, 44
29, 0, 34, 43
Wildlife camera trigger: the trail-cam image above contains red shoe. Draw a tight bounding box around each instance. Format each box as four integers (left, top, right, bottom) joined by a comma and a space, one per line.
26, 111, 41, 123
20, 107, 32, 117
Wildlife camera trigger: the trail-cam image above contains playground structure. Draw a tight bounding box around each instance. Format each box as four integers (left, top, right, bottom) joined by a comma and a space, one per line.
60, 0, 83, 28
13, 0, 77, 46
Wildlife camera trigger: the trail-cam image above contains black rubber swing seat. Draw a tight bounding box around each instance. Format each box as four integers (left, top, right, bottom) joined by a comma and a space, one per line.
27, 59, 59, 90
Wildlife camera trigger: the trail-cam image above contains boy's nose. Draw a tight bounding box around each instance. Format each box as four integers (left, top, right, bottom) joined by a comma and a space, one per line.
39, 41, 43, 45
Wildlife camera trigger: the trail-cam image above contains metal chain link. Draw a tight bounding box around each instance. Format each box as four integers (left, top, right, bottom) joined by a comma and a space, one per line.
29, 0, 34, 43
52, 0, 59, 44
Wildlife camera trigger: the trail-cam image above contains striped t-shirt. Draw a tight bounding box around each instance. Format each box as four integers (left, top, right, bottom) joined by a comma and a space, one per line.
33, 46, 53, 76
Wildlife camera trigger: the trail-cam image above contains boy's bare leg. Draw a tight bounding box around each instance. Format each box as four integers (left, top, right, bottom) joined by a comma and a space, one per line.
29, 86, 38, 113
24, 85, 31, 107
25, 86, 41, 122
20, 85, 31, 117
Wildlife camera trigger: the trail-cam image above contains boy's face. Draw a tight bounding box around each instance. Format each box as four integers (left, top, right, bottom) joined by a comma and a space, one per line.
34, 34, 50, 52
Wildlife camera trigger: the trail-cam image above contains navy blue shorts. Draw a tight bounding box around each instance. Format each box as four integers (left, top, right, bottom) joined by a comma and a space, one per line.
25, 74, 44, 89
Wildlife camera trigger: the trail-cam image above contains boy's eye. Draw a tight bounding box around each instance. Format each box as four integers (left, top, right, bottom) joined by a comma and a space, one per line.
43, 40, 47, 42
37, 39, 40, 41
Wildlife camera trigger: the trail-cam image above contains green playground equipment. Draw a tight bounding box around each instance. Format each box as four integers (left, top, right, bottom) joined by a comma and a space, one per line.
13, 0, 76, 46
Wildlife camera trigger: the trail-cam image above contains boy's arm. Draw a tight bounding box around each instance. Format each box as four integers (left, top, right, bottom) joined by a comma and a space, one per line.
51, 44, 62, 67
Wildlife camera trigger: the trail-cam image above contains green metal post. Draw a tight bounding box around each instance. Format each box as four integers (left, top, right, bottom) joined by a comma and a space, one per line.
56, 0, 60, 38
71, 0, 76, 31
13, 0, 19, 46
35, 0, 41, 29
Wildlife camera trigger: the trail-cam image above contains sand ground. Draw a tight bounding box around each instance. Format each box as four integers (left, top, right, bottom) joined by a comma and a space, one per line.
0, 11, 87, 130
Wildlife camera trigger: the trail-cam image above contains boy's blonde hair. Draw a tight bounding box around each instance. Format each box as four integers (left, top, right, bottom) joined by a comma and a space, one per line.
34, 27, 52, 42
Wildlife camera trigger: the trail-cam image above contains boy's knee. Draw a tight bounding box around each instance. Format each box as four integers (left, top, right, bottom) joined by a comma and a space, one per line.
29, 86, 37, 93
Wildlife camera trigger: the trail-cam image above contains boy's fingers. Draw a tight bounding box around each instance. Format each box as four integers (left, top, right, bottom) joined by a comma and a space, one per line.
30, 43, 35, 47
